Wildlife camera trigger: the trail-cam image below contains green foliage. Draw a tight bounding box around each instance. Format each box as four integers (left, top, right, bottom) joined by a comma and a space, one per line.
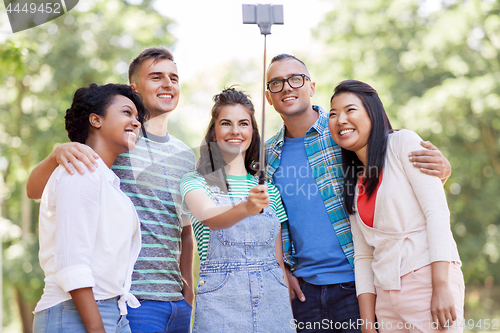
2, 0, 499, 328
0, 0, 175, 329
312, 0, 500, 321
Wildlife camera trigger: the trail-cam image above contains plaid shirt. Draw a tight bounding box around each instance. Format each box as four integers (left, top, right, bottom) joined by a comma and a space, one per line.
265, 105, 354, 270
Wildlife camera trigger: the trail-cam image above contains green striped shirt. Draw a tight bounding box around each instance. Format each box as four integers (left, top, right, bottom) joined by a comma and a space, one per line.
180, 171, 288, 262
112, 132, 195, 301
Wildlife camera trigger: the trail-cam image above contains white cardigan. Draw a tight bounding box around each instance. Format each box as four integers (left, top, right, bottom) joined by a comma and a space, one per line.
351, 129, 461, 296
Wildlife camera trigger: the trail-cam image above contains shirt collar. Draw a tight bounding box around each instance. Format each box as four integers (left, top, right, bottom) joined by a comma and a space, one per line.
141, 128, 170, 143
97, 157, 121, 187
309, 105, 328, 135
272, 105, 327, 148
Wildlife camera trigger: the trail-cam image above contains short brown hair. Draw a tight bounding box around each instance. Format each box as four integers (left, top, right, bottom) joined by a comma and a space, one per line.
128, 47, 175, 84
269, 53, 307, 69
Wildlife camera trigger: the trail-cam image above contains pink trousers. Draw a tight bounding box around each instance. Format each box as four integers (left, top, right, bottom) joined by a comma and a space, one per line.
374, 263, 464, 333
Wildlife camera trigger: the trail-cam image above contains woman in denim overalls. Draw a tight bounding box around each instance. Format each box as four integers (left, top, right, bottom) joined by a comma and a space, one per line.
181, 88, 295, 332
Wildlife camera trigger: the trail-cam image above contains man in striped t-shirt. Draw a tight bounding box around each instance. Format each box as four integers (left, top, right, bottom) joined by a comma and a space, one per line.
117, 47, 195, 333
26, 47, 195, 332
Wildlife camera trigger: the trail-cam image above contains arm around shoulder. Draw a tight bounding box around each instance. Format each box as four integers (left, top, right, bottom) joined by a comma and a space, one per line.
406, 130, 451, 183
26, 142, 99, 199
27, 151, 61, 199
396, 130, 454, 262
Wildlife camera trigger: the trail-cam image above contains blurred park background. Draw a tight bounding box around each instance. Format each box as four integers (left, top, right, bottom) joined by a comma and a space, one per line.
1, 0, 499, 331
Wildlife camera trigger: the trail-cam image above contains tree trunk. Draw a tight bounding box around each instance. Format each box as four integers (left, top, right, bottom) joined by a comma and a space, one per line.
14, 289, 33, 333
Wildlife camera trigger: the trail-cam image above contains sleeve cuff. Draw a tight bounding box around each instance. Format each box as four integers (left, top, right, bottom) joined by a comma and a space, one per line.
354, 259, 376, 296
180, 214, 192, 227
55, 265, 95, 293
356, 284, 376, 297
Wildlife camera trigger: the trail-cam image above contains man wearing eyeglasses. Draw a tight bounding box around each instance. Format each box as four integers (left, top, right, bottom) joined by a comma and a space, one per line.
264, 54, 451, 332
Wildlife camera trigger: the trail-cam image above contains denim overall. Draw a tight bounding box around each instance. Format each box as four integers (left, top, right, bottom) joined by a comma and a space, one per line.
193, 194, 295, 333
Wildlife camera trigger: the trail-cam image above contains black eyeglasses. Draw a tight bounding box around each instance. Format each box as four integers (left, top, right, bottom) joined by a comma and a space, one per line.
266, 74, 311, 93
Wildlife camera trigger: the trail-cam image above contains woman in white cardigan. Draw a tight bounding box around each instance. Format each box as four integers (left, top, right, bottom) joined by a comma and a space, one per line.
328, 80, 463, 333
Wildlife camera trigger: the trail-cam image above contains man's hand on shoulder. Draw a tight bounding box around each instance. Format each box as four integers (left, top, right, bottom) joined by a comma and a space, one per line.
54, 142, 100, 175
26, 142, 100, 200
408, 140, 451, 184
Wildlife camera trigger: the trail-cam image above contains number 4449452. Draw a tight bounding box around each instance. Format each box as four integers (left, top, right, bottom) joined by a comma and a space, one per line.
5, 2, 62, 14
444, 319, 499, 330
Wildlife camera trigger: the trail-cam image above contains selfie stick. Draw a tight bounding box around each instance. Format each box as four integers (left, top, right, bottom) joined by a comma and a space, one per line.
243, 4, 284, 185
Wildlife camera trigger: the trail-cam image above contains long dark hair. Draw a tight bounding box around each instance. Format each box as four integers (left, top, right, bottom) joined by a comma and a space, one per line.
330, 80, 393, 214
196, 87, 260, 192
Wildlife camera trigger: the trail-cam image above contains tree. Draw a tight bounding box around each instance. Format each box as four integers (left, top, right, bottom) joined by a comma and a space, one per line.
312, 0, 500, 321
0, 0, 175, 330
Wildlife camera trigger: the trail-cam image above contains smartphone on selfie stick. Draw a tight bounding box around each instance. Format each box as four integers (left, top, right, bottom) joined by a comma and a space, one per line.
242, 4, 284, 187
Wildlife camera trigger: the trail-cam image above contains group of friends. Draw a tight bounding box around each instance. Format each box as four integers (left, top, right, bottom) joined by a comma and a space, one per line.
27, 46, 464, 333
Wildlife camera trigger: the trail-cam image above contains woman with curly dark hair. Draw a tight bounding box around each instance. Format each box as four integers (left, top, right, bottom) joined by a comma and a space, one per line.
180, 88, 294, 332
33, 83, 149, 333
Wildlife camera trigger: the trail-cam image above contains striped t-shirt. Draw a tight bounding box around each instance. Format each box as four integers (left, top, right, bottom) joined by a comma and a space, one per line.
180, 171, 288, 262
112, 131, 195, 302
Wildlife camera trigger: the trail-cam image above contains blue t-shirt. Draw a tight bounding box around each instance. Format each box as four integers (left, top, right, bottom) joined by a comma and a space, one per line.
273, 136, 354, 285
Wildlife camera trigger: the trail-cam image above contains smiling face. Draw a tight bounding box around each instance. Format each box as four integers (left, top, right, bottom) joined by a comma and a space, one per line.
213, 104, 254, 160
329, 92, 372, 164
95, 94, 141, 153
130, 58, 179, 118
265, 59, 316, 119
